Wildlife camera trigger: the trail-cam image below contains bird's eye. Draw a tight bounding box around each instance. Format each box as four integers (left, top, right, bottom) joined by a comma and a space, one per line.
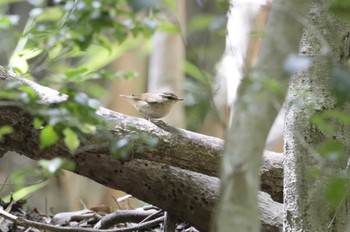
162, 93, 177, 100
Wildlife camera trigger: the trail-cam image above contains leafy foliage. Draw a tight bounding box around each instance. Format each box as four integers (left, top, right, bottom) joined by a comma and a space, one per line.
0, 0, 163, 158
324, 177, 349, 209
328, 0, 350, 19
40, 125, 59, 149
6, 0, 157, 77
0, 0, 227, 204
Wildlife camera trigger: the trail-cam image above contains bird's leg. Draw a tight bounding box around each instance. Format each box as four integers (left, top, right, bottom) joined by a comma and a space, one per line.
151, 119, 167, 126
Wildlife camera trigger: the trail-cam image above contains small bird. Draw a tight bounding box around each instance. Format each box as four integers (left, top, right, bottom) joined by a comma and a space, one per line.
120, 92, 183, 119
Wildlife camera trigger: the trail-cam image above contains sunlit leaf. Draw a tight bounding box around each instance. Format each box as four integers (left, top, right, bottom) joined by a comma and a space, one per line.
10, 55, 29, 74
2, 180, 47, 202
33, 117, 44, 129
63, 128, 80, 153
65, 67, 89, 79
162, 0, 177, 9
0, 14, 20, 29
157, 22, 180, 34
36, 7, 63, 22
95, 34, 113, 52
0, 0, 24, 7
0, 125, 13, 138
78, 124, 97, 134
19, 48, 43, 60
40, 125, 59, 149
80, 38, 139, 71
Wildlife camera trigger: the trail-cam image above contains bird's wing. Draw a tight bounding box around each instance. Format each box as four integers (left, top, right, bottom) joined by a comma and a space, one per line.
146, 98, 162, 104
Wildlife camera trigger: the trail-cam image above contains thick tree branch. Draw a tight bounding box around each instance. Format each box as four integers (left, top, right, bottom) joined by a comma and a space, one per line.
0, 66, 283, 200
0, 66, 283, 231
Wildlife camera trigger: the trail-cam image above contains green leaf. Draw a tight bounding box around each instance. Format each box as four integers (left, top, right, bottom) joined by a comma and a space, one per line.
40, 125, 59, 149
0, 0, 24, 7
189, 15, 214, 31
18, 48, 43, 60
65, 67, 89, 80
324, 178, 349, 209
0, 125, 13, 140
19, 85, 38, 101
2, 180, 47, 202
36, 7, 63, 22
311, 115, 334, 134
316, 140, 345, 161
0, 125, 13, 136
157, 22, 180, 34
33, 117, 44, 129
10, 54, 29, 74
162, 0, 177, 9
329, 0, 350, 19
184, 60, 205, 83
95, 34, 113, 52
63, 128, 80, 153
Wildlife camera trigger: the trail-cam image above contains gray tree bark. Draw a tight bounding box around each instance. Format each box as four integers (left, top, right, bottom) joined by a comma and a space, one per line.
214, 0, 313, 231
284, 1, 350, 231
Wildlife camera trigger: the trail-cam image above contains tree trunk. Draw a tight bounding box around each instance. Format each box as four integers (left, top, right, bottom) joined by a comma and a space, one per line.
214, 0, 313, 231
284, 1, 350, 231
147, 0, 185, 128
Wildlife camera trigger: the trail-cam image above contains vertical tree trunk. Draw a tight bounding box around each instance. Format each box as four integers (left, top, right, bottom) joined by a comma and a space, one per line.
148, 0, 185, 128
284, 1, 350, 231
214, 0, 312, 231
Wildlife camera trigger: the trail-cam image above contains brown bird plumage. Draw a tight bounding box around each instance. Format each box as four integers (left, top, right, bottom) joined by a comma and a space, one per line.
120, 92, 183, 119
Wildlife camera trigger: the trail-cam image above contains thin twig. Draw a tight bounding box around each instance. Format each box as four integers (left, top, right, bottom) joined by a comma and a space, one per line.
139, 209, 163, 223
0, 206, 164, 232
